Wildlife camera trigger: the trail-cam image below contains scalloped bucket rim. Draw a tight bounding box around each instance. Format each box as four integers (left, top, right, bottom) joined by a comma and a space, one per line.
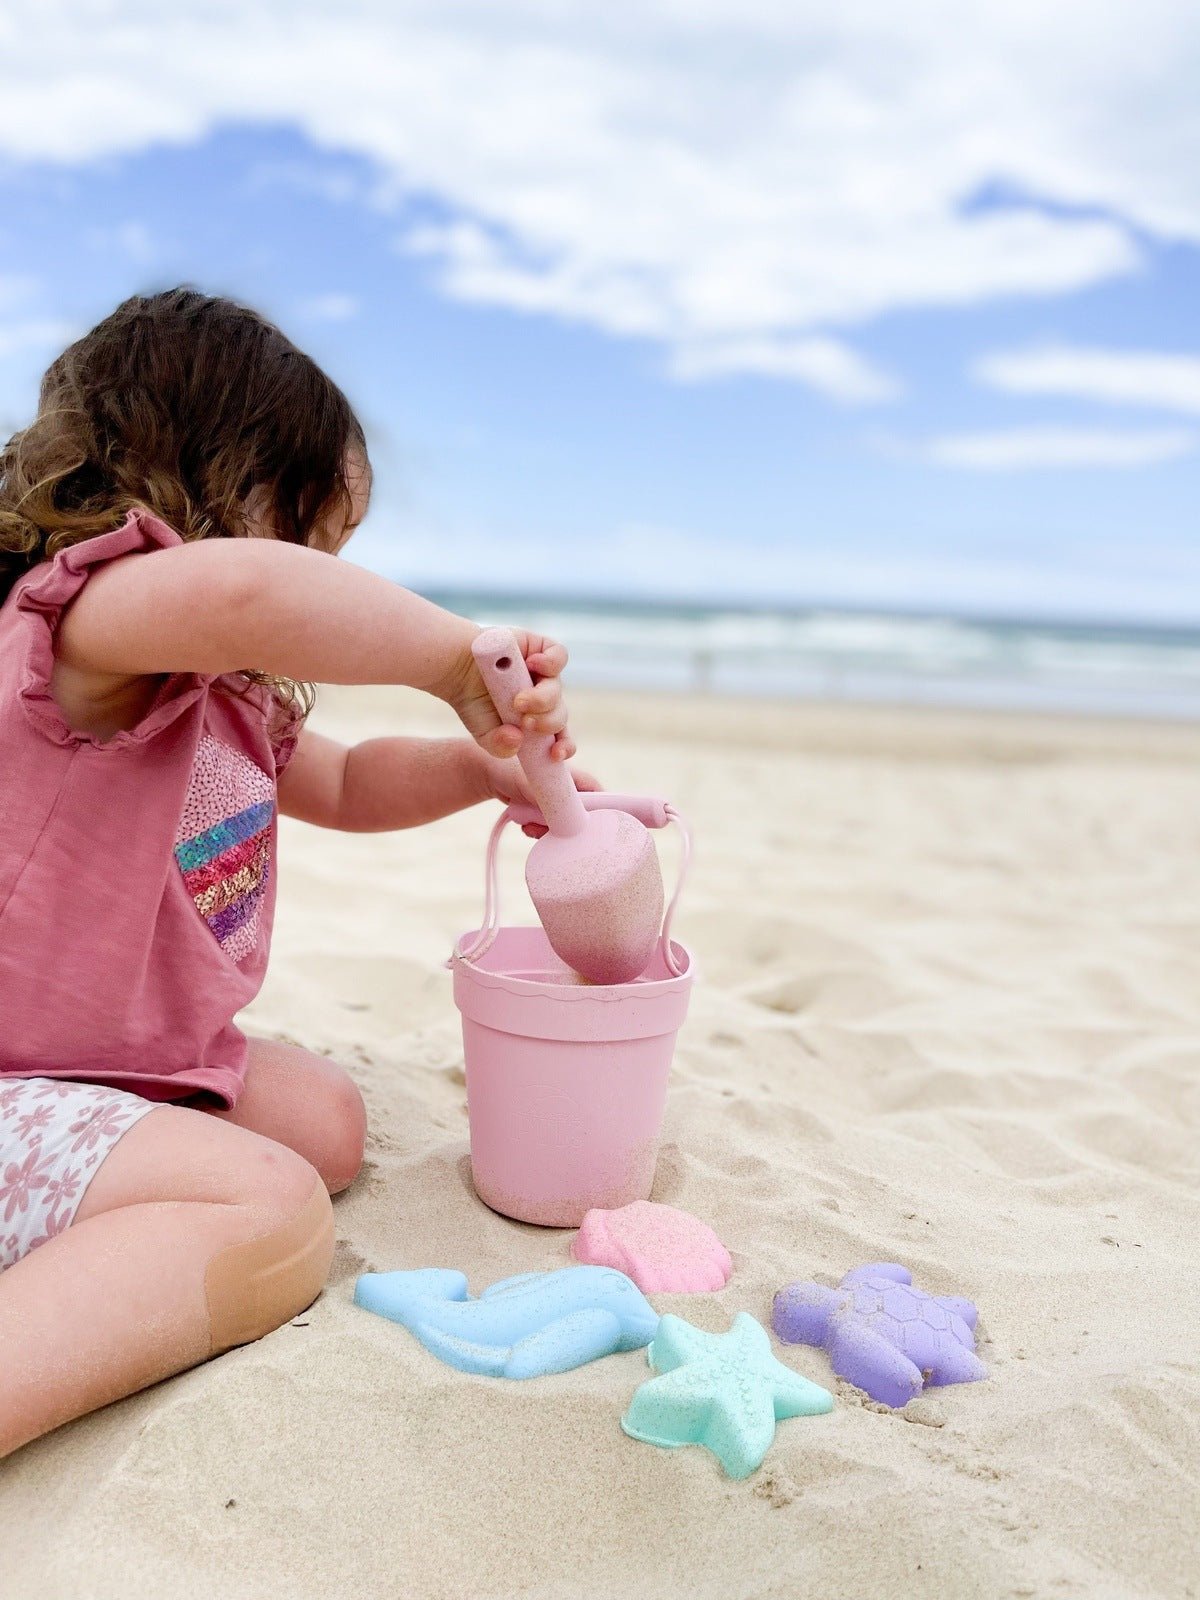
451, 925, 694, 1225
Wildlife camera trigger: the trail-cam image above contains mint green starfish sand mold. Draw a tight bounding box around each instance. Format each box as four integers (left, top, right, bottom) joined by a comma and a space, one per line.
621, 1311, 834, 1479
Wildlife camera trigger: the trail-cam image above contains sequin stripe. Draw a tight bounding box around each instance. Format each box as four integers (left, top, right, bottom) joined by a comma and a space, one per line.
206, 859, 271, 944
181, 827, 269, 899
177, 733, 274, 839
222, 918, 260, 965
174, 799, 274, 872
192, 836, 271, 917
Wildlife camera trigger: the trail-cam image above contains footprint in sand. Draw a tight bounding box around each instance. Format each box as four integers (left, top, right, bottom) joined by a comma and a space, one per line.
746, 966, 902, 1023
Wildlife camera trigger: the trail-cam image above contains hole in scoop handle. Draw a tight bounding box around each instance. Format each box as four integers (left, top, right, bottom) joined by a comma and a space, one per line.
472, 627, 588, 836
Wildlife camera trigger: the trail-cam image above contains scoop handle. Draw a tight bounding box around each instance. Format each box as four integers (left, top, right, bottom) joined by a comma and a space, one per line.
472, 627, 588, 837
505, 793, 672, 830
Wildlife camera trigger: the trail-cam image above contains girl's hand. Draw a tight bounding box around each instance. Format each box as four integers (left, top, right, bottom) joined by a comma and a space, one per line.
445, 631, 575, 763
478, 752, 604, 838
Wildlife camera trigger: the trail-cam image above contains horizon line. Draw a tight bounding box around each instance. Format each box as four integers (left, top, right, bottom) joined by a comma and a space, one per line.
411, 583, 1200, 641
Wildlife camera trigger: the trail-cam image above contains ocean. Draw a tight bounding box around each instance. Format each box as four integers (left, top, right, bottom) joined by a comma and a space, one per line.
423, 591, 1200, 720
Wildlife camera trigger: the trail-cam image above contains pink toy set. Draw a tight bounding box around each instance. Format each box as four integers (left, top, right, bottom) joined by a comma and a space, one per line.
360, 634, 988, 1479
449, 629, 695, 1226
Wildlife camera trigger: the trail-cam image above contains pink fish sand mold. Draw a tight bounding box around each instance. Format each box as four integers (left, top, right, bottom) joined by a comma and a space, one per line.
772, 1263, 986, 1409
572, 1201, 732, 1294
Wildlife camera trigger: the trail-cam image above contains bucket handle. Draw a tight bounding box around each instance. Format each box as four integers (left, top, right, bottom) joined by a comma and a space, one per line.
452, 796, 692, 977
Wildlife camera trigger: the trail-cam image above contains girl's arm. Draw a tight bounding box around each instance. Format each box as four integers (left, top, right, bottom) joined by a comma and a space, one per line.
278, 729, 483, 831
277, 728, 601, 832
57, 539, 476, 691
54, 537, 571, 757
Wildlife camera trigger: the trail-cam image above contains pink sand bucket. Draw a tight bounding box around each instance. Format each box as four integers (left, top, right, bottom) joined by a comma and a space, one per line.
450, 796, 694, 1227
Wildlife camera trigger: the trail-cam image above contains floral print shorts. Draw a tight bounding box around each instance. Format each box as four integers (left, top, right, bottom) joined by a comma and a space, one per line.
0, 1079, 159, 1271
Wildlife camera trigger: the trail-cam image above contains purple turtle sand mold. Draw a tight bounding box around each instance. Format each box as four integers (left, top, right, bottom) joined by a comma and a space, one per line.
772, 1263, 986, 1408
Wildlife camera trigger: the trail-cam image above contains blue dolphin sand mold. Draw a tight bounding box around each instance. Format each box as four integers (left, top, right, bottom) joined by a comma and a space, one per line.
621, 1311, 834, 1479
353, 1266, 660, 1378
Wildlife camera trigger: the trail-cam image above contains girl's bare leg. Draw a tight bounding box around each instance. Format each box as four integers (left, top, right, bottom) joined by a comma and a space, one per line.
193, 1037, 367, 1195
0, 1106, 332, 1460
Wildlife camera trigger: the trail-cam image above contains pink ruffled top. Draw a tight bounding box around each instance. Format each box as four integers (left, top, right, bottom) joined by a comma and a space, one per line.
0, 508, 301, 1105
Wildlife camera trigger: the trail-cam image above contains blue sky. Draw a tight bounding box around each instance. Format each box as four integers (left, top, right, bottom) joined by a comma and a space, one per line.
0, 4, 1198, 623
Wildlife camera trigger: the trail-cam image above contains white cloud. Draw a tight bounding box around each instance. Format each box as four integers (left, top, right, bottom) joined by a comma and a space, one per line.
404, 222, 897, 399
666, 336, 900, 402
976, 343, 1200, 415
296, 292, 361, 322
0, 3, 1197, 387
919, 425, 1198, 470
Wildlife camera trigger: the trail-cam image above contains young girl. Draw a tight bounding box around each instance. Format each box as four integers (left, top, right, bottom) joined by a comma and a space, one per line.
0, 287, 593, 1458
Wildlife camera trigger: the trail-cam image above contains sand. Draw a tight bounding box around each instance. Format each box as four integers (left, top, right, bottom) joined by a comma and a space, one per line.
3, 686, 1199, 1600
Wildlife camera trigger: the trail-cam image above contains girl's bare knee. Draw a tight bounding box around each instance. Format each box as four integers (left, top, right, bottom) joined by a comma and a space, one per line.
319, 1070, 367, 1196
239, 1140, 324, 1211
207, 1157, 335, 1355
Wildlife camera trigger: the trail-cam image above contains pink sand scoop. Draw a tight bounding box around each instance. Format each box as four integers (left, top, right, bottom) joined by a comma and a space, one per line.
472, 627, 664, 985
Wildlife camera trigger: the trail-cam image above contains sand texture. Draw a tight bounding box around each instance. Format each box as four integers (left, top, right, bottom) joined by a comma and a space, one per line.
4, 687, 1199, 1600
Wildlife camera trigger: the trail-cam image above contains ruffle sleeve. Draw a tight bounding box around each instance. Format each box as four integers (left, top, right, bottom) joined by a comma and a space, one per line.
12, 507, 208, 751
260, 684, 306, 777
212, 674, 307, 778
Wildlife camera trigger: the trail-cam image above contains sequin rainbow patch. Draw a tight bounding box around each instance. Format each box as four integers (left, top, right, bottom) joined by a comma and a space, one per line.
174, 734, 275, 963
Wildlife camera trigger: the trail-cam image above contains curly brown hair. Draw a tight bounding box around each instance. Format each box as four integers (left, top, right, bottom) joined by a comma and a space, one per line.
0, 286, 370, 715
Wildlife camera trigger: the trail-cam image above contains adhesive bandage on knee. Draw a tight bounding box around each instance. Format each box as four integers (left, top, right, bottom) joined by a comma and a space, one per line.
204, 1178, 335, 1356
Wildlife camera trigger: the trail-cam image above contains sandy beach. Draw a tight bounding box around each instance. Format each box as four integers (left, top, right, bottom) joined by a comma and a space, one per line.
4, 684, 1199, 1600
